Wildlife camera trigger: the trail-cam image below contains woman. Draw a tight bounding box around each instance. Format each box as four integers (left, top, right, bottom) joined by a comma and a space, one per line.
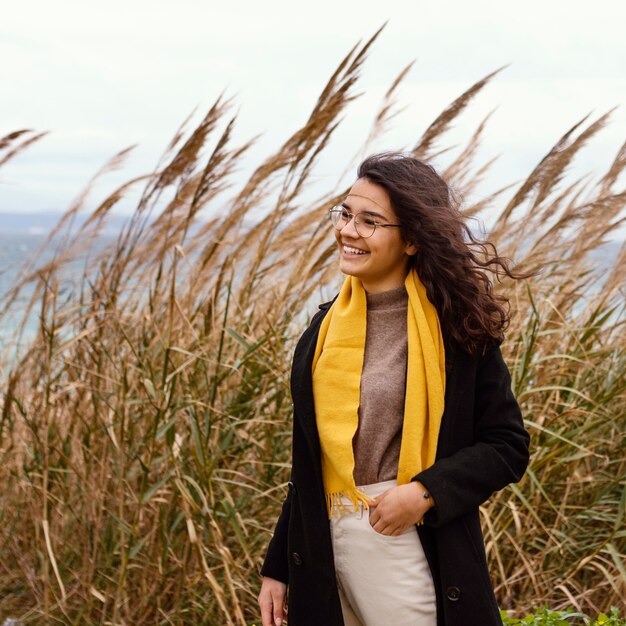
258, 152, 530, 626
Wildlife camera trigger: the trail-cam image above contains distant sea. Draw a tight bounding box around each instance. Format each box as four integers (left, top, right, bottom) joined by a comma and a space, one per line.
0, 230, 115, 356
0, 234, 39, 357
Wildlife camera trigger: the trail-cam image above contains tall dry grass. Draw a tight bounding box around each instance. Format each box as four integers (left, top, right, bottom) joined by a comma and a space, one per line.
1, 27, 625, 624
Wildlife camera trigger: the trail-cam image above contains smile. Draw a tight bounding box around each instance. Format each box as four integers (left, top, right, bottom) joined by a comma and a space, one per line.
343, 245, 369, 256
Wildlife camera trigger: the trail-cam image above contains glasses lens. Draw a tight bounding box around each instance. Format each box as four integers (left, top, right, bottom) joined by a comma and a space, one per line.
330, 207, 347, 229
329, 207, 377, 238
354, 215, 375, 238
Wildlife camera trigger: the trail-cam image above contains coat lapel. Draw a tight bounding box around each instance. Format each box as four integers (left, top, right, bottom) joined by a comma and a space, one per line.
290, 302, 334, 463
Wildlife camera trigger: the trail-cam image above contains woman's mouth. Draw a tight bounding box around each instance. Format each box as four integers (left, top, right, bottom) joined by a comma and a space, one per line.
343, 245, 369, 256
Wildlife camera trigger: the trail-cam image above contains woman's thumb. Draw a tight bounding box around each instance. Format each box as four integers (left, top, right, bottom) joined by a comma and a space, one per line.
370, 488, 391, 506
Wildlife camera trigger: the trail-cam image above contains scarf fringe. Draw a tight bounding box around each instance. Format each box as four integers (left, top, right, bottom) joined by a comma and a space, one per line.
326, 488, 372, 519
325, 488, 426, 525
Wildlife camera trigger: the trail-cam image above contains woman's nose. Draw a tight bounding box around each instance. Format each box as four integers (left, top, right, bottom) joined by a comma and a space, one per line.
340, 215, 360, 238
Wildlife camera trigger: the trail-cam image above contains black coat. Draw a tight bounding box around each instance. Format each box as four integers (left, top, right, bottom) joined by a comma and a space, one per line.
261, 299, 530, 626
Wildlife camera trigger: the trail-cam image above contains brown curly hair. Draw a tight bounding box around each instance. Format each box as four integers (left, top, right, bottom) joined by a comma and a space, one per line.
357, 151, 525, 355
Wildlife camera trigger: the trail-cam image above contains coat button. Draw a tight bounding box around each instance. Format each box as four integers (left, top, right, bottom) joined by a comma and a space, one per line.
291, 552, 303, 566
446, 586, 461, 601
288, 481, 297, 495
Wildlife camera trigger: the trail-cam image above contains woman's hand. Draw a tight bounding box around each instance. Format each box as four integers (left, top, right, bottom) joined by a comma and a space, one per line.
258, 576, 288, 626
368, 481, 434, 536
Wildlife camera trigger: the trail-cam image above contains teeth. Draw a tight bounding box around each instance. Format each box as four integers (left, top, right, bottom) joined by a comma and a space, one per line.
344, 245, 368, 255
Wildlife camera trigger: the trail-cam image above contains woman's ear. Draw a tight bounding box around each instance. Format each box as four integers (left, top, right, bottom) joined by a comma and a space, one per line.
405, 241, 418, 256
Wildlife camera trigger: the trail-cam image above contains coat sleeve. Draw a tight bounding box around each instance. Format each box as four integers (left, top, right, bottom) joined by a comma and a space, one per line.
413, 343, 530, 528
259, 488, 292, 584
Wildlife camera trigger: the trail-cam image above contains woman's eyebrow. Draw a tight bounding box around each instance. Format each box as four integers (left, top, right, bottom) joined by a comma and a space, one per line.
341, 202, 387, 220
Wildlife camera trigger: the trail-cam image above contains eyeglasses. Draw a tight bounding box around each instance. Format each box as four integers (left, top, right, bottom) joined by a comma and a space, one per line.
328, 205, 402, 239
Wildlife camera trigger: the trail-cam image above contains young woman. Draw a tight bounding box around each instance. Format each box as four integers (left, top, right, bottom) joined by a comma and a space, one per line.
258, 152, 530, 626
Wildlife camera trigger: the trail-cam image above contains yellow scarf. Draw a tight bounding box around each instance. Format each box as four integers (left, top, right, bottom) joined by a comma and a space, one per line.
312, 269, 446, 519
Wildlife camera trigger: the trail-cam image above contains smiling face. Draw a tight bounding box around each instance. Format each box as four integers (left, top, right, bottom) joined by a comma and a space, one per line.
335, 177, 417, 293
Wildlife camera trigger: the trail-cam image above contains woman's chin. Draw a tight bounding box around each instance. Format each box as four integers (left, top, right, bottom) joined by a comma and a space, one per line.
339, 256, 363, 276
339, 259, 364, 278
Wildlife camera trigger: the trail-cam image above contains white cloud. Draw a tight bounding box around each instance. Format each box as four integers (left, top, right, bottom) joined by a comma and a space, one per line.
2, 0, 625, 214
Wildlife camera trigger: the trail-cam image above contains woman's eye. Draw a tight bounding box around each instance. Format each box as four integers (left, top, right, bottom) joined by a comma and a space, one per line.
340, 209, 351, 219
363, 218, 378, 226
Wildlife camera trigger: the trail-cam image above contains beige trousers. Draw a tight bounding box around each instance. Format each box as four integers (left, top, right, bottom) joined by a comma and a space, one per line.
329, 479, 437, 626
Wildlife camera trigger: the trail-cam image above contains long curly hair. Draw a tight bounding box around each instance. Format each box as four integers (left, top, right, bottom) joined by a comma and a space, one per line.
357, 151, 525, 355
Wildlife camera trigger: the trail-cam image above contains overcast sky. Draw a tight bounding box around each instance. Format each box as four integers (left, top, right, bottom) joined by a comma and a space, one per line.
2, 0, 625, 224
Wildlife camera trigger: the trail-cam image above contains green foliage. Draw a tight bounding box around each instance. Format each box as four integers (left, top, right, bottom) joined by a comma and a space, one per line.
501, 607, 625, 626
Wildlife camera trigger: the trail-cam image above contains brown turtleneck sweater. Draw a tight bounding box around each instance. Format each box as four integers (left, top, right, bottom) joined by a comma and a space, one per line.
352, 285, 408, 486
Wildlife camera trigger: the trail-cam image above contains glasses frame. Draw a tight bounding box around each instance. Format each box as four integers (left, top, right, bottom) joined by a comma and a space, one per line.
328, 205, 402, 239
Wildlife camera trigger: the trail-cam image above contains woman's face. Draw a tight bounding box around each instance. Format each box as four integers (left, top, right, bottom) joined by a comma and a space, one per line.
334, 178, 417, 293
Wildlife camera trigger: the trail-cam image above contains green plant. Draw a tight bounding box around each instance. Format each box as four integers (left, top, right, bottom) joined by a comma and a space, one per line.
501, 606, 625, 625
